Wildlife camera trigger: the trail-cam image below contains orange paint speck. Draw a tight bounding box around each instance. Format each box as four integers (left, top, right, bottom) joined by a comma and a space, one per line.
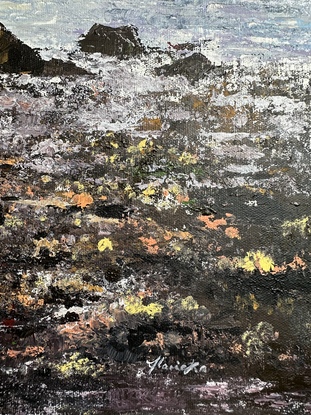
7, 349, 21, 358
164, 231, 173, 241
139, 236, 157, 246
198, 215, 227, 230
62, 191, 75, 199
288, 255, 307, 270
71, 193, 94, 208
176, 194, 189, 203
147, 245, 159, 254
225, 226, 241, 239
26, 186, 34, 197
272, 264, 287, 274
139, 236, 159, 254
140, 117, 162, 131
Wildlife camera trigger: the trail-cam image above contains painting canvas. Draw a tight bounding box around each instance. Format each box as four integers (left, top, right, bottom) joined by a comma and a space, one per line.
0, 1, 310, 414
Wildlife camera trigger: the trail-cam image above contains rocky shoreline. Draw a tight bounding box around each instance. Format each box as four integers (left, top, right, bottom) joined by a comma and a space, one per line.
0, 22, 310, 414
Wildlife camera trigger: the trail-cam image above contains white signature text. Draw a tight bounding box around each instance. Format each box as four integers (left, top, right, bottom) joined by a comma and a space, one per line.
146, 356, 207, 375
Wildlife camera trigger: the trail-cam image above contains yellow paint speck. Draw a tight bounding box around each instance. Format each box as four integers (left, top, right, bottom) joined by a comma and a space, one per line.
142, 185, 156, 196
98, 238, 113, 252
109, 154, 118, 163
41, 175, 52, 183
238, 250, 274, 274
74, 181, 85, 191
74, 218, 81, 227
282, 216, 309, 236
178, 151, 198, 165
181, 296, 199, 311
124, 296, 163, 317
138, 138, 147, 152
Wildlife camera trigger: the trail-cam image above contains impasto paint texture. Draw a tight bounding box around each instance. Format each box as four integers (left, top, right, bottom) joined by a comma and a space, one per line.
0, 1, 310, 414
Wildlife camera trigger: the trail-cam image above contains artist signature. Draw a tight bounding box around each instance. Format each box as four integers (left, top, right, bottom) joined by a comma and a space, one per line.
146, 356, 207, 375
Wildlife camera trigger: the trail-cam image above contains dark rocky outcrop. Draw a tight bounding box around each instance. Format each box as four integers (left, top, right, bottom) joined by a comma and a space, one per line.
167, 39, 212, 52
42, 58, 90, 76
155, 52, 215, 83
0, 22, 44, 74
79, 24, 145, 58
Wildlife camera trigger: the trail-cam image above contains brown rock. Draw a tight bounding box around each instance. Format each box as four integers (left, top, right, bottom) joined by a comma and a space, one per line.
79, 24, 145, 58
0, 22, 44, 74
155, 52, 215, 83
42, 58, 90, 76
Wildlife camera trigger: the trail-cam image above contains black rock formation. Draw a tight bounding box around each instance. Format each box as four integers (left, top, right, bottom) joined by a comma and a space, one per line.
42, 58, 90, 76
79, 24, 145, 58
155, 52, 215, 83
94, 203, 132, 219
0, 22, 44, 74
